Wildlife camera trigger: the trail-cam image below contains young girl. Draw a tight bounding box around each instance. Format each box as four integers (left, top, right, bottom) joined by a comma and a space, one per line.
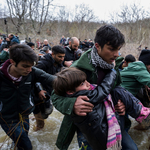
53, 67, 150, 150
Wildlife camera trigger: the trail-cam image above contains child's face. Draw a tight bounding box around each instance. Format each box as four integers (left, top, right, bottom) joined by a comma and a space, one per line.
75, 80, 90, 92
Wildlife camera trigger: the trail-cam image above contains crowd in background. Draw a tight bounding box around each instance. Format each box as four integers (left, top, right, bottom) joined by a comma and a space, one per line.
1, 26, 150, 150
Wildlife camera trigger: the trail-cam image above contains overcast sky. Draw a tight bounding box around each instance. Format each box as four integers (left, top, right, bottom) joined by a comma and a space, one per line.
53, 0, 150, 21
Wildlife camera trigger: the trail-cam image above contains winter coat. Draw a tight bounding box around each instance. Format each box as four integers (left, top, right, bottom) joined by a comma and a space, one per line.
51, 49, 121, 150
11, 35, 20, 43
69, 70, 117, 150
43, 44, 51, 50
36, 53, 63, 94
64, 46, 76, 62
0, 66, 55, 124
120, 61, 150, 96
0, 50, 9, 64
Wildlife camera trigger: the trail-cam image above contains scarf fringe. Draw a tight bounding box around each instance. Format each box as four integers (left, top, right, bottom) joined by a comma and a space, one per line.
107, 140, 122, 150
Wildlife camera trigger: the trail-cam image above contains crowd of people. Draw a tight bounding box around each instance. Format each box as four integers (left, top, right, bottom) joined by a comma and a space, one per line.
0, 25, 150, 150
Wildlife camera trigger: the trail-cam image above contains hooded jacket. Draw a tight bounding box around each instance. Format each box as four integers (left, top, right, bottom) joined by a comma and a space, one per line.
120, 61, 150, 96
0, 60, 56, 124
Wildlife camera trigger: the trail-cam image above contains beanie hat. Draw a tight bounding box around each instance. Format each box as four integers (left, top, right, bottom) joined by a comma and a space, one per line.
139, 49, 150, 65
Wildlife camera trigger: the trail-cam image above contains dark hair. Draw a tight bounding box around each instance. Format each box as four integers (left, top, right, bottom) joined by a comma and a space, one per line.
53, 67, 86, 96
125, 54, 136, 63
52, 45, 66, 54
9, 44, 37, 66
43, 46, 49, 51
94, 25, 125, 49
27, 42, 35, 47
9, 41, 18, 47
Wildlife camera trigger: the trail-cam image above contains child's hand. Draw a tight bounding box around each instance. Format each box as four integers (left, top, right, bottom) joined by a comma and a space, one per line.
73, 96, 94, 116
115, 100, 125, 115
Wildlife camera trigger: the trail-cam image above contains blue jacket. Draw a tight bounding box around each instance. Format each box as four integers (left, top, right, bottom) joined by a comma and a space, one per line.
11, 35, 20, 43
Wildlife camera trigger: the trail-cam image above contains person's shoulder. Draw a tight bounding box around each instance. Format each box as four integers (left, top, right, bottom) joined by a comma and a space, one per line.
128, 61, 145, 68
123, 61, 146, 72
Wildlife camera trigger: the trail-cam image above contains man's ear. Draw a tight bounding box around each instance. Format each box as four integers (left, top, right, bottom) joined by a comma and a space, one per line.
51, 52, 54, 57
69, 41, 71, 46
95, 43, 101, 51
66, 91, 75, 95
10, 59, 16, 66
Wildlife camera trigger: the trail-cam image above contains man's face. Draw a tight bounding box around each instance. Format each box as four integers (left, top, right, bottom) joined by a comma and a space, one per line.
52, 53, 65, 64
44, 41, 48, 45
8, 34, 13, 39
96, 43, 120, 64
70, 41, 79, 51
12, 61, 33, 76
146, 65, 150, 73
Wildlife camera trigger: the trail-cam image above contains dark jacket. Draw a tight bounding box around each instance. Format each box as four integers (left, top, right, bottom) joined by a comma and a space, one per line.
64, 46, 76, 62
36, 53, 63, 93
70, 70, 117, 150
11, 35, 20, 43
0, 50, 9, 64
43, 44, 51, 50
0, 61, 55, 124
51, 49, 121, 150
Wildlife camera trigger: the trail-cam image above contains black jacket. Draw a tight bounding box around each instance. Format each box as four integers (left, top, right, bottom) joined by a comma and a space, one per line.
0, 67, 56, 124
70, 70, 119, 150
36, 53, 63, 93
64, 46, 76, 62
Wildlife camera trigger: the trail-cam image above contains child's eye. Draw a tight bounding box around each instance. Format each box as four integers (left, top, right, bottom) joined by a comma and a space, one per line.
81, 82, 84, 86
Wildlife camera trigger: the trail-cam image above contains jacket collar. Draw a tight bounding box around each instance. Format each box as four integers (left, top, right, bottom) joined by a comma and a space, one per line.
71, 48, 95, 72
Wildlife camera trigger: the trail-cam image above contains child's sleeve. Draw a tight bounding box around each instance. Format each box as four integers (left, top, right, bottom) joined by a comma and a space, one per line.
89, 70, 116, 105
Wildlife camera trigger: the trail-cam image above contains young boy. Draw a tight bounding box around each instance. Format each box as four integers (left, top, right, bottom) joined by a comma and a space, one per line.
0, 44, 56, 150
53, 67, 150, 150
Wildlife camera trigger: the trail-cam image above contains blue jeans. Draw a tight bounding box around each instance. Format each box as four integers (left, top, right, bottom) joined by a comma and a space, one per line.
1, 116, 32, 150
77, 128, 138, 150
122, 130, 138, 150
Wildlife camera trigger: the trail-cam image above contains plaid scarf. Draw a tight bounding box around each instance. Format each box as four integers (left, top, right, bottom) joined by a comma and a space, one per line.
104, 94, 122, 150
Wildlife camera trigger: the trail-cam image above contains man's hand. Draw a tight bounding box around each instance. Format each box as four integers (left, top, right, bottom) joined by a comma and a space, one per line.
64, 60, 73, 67
38, 90, 46, 100
114, 100, 125, 115
73, 96, 94, 116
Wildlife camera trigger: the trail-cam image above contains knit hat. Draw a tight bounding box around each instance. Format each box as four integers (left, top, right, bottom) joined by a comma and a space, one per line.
139, 49, 150, 65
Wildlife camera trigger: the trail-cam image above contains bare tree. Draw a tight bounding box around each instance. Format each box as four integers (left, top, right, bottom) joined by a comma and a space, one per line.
115, 2, 150, 43
6, 0, 29, 33
6, 0, 54, 36
71, 3, 97, 38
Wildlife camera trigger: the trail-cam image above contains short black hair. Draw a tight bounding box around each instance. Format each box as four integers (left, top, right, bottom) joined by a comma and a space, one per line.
125, 54, 136, 63
42, 46, 49, 51
27, 42, 35, 47
9, 44, 37, 66
94, 25, 125, 49
52, 45, 66, 54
